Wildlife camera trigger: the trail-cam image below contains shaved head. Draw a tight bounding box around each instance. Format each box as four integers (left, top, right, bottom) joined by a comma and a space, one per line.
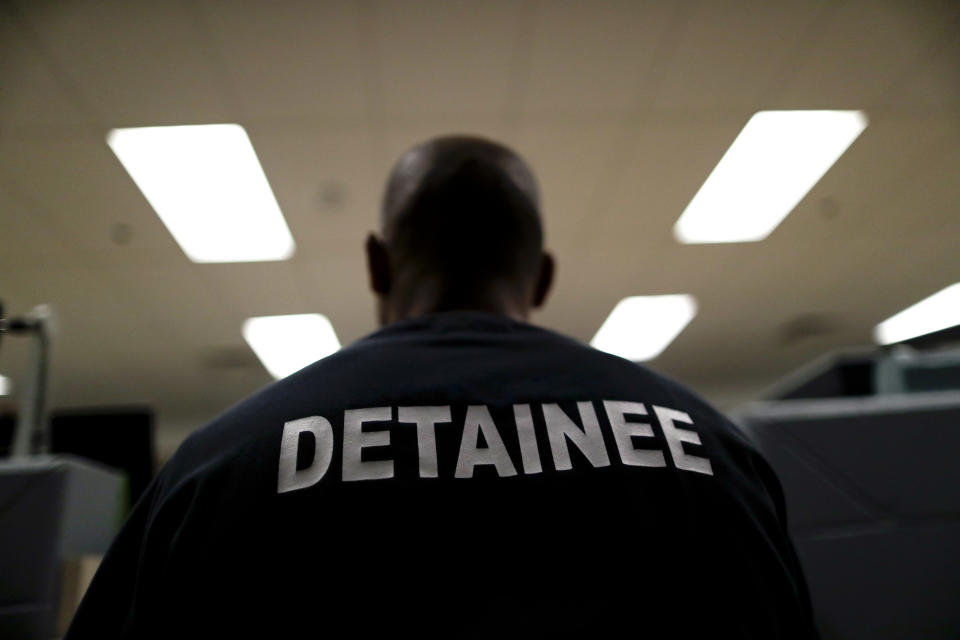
367, 134, 552, 325
382, 135, 541, 238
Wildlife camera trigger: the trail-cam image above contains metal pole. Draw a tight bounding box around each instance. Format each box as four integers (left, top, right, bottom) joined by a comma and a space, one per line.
7, 305, 55, 457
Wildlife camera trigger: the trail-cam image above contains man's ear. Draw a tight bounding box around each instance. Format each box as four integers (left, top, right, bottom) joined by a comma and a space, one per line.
365, 233, 391, 296
532, 251, 554, 309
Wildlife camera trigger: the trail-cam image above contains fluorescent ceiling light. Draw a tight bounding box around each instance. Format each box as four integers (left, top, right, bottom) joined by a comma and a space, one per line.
107, 124, 295, 263
674, 110, 868, 244
0, 375, 10, 396
591, 295, 697, 362
243, 314, 340, 379
873, 283, 960, 345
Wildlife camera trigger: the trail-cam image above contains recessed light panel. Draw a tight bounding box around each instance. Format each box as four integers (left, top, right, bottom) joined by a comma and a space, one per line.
591, 295, 697, 362
674, 110, 868, 244
874, 283, 960, 345
243, 314, 340, 379
107, 124, 295, 262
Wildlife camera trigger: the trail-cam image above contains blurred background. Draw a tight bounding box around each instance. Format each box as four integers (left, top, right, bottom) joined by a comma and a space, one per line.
0, 1, 958, 638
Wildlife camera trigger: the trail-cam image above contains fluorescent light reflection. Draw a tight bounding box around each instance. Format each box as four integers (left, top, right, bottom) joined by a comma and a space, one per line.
107, 124, 295, 263
674, 110, 868, 244
243, 314, 340, 379
0, 375, 10, 396
591, 295, 697, 362
874, 283, 960, 345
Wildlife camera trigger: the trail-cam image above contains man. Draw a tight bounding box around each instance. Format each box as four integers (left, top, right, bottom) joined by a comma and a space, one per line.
67, 135, 818, 638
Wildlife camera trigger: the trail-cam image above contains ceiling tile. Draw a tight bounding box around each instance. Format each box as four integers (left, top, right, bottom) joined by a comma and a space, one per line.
651, 0, 831, 110
0, 131, 186, 264
768, 0, 956, 109
0, 7, 91, 128
521, 1, 677, 115
878, 28, 960, 112
193, 0, 370, 120
0, 182, 77, 271
19, 1, 230, 125
512, 120, 628, 252
374, 0, 523, 118
245, 123, 383, 258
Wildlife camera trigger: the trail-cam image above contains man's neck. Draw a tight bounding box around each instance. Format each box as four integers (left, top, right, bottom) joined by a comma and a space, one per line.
380, 285, 528, 326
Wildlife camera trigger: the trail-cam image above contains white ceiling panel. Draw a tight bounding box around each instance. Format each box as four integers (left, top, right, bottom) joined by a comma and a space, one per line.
520, 1, 678, 114
374, 0, 523, 117
589, 117, 750, 260
100, 263, 237, 350
651, 0, 830, 110
18, 0, 230, 125
0, 7, 91, 129
768, 0, 958, 109
879, 28, 960, 111
192, 0, 370, 120
0, 131, 186, 264
244, 123, 383, 256
291, 256, 378, 345
196, 261, 310, 320
0, 182, 78, 272
512, 120, 629, 253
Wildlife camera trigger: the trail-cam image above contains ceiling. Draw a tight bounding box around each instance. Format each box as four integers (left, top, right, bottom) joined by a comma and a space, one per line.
1, 0, 958, 452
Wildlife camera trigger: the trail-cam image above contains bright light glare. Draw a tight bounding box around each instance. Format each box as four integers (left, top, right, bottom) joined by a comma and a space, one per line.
0, 375, 10, 396
874, 283, 960, 345
674, 110, 868, 244
107, 124, 295, 262
591, 295, 697, 362
243, 314, 340, 379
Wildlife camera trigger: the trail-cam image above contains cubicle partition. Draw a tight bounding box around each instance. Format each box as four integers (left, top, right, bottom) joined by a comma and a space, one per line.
0, 456, 124, 639
735, 392, 960, 640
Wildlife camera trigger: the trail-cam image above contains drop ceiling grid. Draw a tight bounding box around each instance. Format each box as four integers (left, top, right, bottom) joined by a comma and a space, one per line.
190, 0, 370, 121
908, 31, 960, 111
512, 120, 630, 256
0, 5, 92, 129
14, 265, 161, 408
99, 262, 242, 353
0, 132, 186, 263
800, 116, 960, 283
286, 254, 375, 344
765, 0, 957, 110
871, 10, 960, 112
518, 0, 679, 116
196, 262, 306, 324
17, 0, 232, 126
0, 0, 955, 423
0, 182, 79, 272
584, 117, 749, 264
246, 123, 384, 257
372, 0, 525, 118
649, 0, 832, 111
837, 141, 960, 315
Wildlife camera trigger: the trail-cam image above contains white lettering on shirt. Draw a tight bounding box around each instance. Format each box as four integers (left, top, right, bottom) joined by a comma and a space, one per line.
653, 405, 714, 476
275, 401, 717, 493
603, 401, 665, 468
342, 406, 393, 481
455, 405, 518, 478
543, 401, 611, 471
513, 403, 542, 475
397, 406, 452, 478
277, 416, 334, 494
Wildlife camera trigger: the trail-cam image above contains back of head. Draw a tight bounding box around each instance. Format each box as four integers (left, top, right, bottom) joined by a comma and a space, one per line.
381, 135, 544, 307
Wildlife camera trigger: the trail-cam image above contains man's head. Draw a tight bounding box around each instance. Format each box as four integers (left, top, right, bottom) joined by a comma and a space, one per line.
366, 135, 554, 326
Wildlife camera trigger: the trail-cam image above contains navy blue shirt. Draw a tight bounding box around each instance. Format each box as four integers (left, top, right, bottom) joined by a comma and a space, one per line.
67, 312, 818, 638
